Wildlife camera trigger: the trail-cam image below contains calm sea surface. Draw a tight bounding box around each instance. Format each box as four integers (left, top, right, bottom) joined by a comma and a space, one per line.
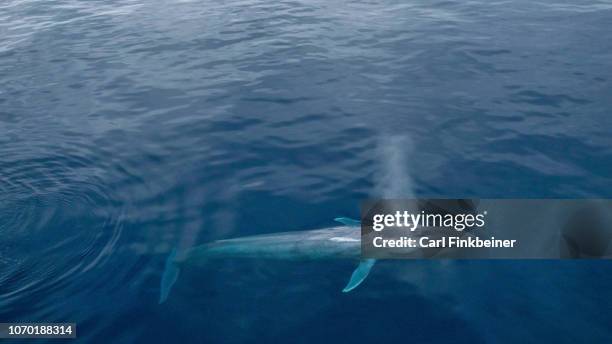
1, 0, 612, 342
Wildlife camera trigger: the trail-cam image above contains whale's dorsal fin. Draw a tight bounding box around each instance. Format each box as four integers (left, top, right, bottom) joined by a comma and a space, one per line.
334, 217, 360, 227
342, 259, 376, 292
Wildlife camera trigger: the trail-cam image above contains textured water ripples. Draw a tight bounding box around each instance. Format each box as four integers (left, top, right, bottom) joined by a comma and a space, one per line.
1, 0, 612, 341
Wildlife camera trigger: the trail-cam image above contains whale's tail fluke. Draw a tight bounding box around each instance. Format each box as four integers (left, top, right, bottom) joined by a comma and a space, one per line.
159, 248, 180, 304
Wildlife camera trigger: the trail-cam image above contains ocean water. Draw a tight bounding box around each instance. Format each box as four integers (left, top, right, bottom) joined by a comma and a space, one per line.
1, 0, 612, 342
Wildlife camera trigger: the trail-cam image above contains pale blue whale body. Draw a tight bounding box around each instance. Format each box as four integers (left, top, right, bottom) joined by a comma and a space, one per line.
159, 218, 375, 303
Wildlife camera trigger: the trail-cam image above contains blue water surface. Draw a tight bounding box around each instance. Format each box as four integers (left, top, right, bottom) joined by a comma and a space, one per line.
1, 0, 612, 342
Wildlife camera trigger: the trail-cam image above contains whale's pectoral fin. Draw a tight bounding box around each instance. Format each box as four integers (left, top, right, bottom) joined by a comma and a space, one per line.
159, 249, 180, 304
342, 259, 376, 292
334, 217, 361, 227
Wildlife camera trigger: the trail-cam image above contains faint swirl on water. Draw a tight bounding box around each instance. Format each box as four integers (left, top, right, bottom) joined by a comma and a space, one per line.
0, 141, 124, 319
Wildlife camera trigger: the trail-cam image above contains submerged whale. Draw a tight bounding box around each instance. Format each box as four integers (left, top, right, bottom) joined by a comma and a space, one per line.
159, 217, 375, 303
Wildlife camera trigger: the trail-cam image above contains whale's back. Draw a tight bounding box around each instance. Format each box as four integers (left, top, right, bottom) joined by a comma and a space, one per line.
184, 226, 360, 263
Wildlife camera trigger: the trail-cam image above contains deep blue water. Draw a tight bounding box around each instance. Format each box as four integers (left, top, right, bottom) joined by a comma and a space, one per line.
1, 0, 612, 342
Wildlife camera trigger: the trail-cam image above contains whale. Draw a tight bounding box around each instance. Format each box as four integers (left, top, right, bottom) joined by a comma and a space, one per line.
159, 217, 376, 303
